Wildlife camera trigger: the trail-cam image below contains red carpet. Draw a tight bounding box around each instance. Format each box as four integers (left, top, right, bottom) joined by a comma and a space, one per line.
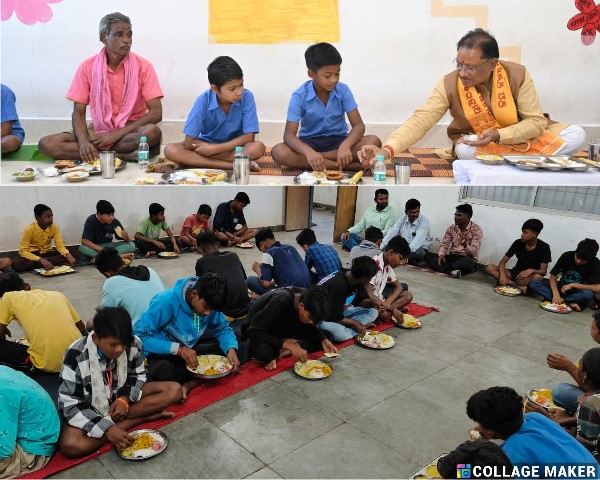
21, 303, 437, 479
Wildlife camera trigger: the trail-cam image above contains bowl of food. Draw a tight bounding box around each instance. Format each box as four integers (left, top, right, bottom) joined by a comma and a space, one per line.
476, 154, 504, 165
64, 171, 90, 183
516, 161, 541, 171
12, 168, 36, 182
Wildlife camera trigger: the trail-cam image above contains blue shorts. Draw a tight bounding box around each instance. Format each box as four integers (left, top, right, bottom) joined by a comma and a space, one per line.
300, 135, 347, 153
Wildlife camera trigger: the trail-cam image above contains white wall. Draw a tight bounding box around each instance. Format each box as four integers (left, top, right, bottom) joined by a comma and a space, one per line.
0, 186, 285, 251
2, 0, 598, 130
355, 186, 600, 266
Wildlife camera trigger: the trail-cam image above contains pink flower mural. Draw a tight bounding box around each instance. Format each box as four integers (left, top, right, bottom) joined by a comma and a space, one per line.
568, 0, 600, 45
1, 0, 62, 25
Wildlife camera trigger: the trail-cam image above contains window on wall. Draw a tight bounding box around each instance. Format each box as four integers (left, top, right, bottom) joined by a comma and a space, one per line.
460, 186, 600, 218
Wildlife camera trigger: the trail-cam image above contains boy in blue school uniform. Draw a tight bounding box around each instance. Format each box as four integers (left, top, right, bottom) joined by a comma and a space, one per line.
271, 42, 381, 172
164, 56, 265, 171
1, 84, 25, 154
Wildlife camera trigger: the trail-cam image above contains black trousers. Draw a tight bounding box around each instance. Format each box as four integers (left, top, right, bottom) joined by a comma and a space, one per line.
424, 252, 475, 275
249, 337, 322, 363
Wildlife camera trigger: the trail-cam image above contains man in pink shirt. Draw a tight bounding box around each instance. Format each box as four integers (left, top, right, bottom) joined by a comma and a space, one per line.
425, 204, 483, 278
38, 12, 163, 162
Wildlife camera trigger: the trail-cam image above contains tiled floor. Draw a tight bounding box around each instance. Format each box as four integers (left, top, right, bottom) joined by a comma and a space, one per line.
9, 210, 592, 479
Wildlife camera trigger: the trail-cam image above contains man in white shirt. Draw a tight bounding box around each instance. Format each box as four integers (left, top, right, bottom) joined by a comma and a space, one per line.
382, 198, 431, 265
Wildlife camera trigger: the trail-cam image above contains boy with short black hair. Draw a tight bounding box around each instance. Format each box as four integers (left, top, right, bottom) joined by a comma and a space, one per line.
317, 256, 379, 342
180, 204, 212, 251
59, 307, 181, 458
164, 56, 265, 170
466, 386, 595, 465
248, 228, 312, 296
530, 238, 600, 311
134, 203, 181, 257
485, 218, 551, 293
13, 203, 80, 272
367, 236, 416, 328
271, 42, 381, 172
345, 226, 383, 268
79, 200, 135, 260
213, 192, 258, 246
134, 273, 240, 400
296, 228, 341, 283
437, 440, 513, 479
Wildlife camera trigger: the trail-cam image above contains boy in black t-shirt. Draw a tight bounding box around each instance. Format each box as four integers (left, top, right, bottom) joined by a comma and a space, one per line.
213, 192, 258, 246
485, 219, 551, 293
530, 238, 600, 311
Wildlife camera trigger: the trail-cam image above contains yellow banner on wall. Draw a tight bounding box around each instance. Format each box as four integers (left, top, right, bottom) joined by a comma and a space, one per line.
208, 0, 339, 44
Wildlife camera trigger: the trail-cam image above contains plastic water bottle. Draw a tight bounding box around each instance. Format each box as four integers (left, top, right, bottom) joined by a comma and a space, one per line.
233, 146, 244, 163
373, 154, 387, 184
137, 136, 149, 172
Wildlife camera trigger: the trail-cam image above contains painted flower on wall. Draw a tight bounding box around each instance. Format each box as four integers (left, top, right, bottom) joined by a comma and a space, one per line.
1, 0, 62, 25
568, 0, 600, 45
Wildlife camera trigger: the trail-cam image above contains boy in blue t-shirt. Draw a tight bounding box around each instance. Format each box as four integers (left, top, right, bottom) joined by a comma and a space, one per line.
467, 386, 596, 466
164, 56, 265, 171
1, 84, 25, 154
271, 42, 381, 172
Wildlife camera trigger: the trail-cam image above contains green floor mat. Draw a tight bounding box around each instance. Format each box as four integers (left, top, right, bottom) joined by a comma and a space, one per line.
2, 145, 54, 161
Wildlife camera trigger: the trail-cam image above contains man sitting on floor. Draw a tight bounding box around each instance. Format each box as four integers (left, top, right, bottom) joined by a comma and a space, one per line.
367, 236, 415, 328
80, 200, 135, 260
0, 366, 60, 478
134, 203, 181, 257
248, 228, 312, 297
0, 272, 85, 373
467, 386, 596, 466
530, 238, 600, 312
340, 189, 396, 251
38, 12, 163, 162
317, 256, 379, 342
245, 286, 338, 371
134, 274, 240, 400
485, 218, 550, 293
345, 226, 383, 269
59, 307, 181, 458
424, 204, 483, 278
296, 228, 342, 283
195, 231, 250, 332
213, 192, 258, 246
359, 28, 586, 164
95, 247, 165, 326
13, 204, 80, 272
381, 198, 431, 265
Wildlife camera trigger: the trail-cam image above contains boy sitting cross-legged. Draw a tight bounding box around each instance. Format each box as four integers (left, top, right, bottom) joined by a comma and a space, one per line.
58, 307, 181, 458
164, 56, 265, 171
271, 42, 381, 172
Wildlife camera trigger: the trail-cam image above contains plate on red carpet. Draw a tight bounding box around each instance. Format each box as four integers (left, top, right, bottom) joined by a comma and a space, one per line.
117, 429, 168, 460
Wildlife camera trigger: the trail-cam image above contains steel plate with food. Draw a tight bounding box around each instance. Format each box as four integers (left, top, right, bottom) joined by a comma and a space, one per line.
236, 242, 255, 249
162, 169, 229, 185
158, 252, 178, 258
293, 359, 333, 380
494, 286, 522, 297
409, 453, 447, 479
133, 177, 158, 185
186, 354, 233, 379
540, 301, 571, 314
356, 331, 395, 349
117, 429, 168, 460
527, 388, 559, 410
34, 265, 76, 277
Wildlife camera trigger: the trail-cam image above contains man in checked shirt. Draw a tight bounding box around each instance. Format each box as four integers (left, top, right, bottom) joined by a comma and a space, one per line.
424, 204, 483, 278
